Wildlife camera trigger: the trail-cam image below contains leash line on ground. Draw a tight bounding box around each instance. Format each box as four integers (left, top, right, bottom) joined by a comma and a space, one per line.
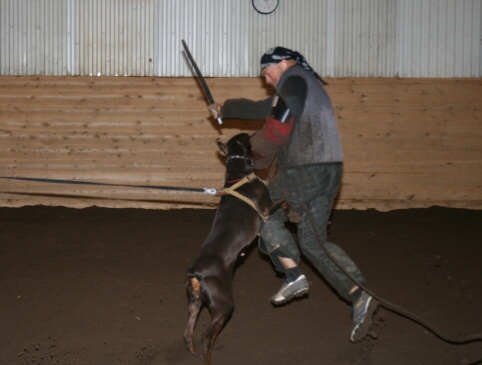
270, 179, 482, 345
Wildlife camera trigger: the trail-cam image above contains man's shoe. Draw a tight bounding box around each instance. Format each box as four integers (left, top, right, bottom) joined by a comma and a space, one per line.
350, 291, 379, 342
271, 274, 309, 305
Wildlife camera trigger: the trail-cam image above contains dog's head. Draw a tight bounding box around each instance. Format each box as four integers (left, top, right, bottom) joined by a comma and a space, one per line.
217, 133, 254, 172
217, 133, 252, 159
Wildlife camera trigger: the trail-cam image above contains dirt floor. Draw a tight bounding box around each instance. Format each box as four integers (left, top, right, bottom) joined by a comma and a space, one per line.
0, 205, 481, 365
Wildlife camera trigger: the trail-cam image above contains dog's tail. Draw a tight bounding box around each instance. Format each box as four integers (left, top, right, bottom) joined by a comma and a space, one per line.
187, 275, 202, 300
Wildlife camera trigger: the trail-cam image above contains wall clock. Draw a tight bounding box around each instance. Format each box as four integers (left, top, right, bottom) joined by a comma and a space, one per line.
252, 0, 279, 15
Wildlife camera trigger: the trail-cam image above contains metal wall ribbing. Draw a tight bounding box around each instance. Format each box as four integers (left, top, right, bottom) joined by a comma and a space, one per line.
0, 0, 480, 77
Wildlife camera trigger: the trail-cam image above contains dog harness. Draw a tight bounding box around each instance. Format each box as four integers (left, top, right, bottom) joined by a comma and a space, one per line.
217, 173, 269, 222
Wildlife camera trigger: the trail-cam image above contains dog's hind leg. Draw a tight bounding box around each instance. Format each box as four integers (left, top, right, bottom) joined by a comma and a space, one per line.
184, 277, 203, 354
202, 304, 233, 365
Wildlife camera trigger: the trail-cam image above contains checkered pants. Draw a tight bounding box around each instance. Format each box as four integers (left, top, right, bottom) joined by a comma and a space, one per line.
259, 162, 366, 300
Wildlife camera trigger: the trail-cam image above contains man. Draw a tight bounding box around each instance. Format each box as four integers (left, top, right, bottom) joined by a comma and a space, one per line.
208, 46, 378, 343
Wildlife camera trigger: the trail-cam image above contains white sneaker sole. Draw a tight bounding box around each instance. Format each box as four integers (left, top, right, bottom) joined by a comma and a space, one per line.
271, 276, 310, 305
350, 297, 379, 342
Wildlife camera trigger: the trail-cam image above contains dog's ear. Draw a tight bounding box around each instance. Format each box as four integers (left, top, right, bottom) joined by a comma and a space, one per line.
216, 139, 229, 155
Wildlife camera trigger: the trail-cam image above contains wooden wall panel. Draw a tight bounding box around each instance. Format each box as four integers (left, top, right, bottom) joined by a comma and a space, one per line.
0, 76, 480, 211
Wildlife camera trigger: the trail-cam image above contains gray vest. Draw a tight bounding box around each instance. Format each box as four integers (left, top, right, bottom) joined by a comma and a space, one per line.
277, 66, 343, 168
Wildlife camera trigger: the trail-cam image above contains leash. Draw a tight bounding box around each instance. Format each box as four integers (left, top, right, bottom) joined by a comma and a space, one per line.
0, 176, 218, 195
0, 174, 268, 221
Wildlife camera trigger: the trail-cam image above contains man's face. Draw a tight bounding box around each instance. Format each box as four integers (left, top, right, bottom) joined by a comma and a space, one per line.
261, 62, 285, 88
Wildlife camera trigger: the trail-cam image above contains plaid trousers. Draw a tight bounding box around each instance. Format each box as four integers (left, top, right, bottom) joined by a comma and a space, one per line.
259, 162, 366, 300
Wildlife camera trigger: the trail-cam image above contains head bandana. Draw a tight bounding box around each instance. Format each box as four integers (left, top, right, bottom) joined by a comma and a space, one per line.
260, 46, 328, 85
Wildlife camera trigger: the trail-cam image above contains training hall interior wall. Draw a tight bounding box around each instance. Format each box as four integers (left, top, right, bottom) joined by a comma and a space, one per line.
1, 1, 481, 211
1, 76, 480, 211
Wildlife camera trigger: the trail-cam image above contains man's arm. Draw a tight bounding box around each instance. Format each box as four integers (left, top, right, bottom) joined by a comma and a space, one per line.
221, 97, 273, 120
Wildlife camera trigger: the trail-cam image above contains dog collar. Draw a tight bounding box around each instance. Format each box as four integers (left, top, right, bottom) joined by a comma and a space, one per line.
226, 155, 254, 166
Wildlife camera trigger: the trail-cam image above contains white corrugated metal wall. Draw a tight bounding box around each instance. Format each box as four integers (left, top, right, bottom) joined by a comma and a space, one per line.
0, 0, 481, 77
329, 0, 398, 77
396, 0, 481, 77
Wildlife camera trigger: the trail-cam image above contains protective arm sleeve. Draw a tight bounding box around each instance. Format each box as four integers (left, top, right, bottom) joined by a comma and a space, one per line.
279, 75, 308, 122
250, 75, 308, 169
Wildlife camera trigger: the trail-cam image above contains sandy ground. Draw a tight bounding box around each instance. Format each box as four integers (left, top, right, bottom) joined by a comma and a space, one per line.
0, 205, 481, 365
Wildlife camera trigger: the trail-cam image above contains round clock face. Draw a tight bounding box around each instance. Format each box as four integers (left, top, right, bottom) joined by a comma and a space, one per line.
252, 0, 279, 15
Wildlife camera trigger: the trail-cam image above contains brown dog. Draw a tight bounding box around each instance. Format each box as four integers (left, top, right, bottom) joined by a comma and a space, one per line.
183, 133, 280, 365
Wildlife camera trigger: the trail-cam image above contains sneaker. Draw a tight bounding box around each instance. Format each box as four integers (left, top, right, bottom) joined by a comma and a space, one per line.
350, 291, 379, 342
271, 274, 310, 305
